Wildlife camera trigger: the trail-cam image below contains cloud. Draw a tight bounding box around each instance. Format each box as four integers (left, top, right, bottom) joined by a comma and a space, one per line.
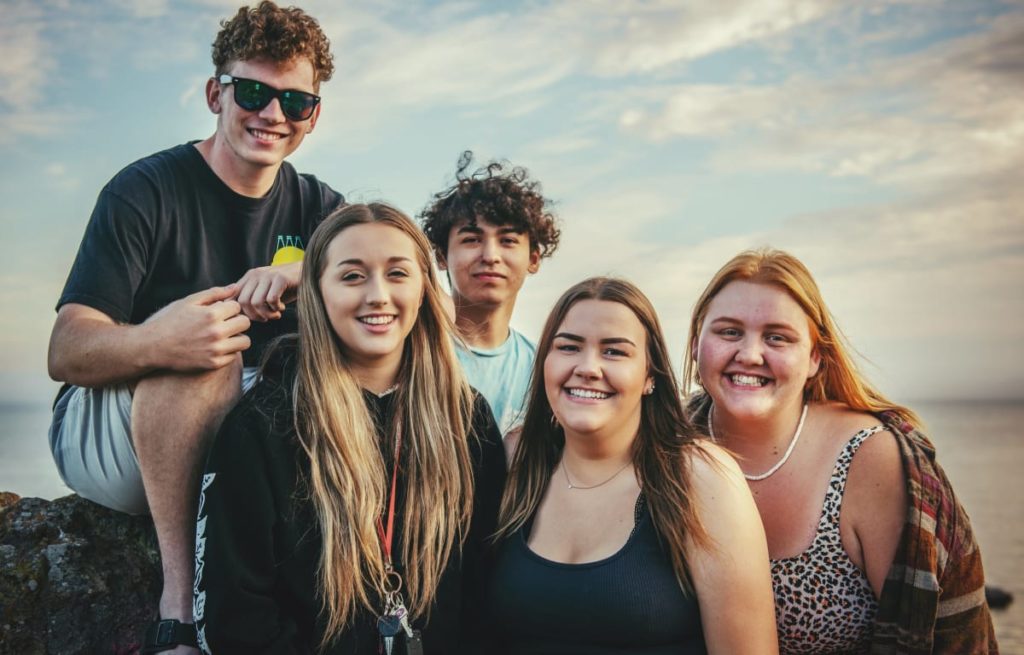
321, 5, 581, 114
521, 134, 599, 157
43, 162, 81, 191
620, 83, 798, 138
109, 0, 169, 19
303, 0, 854, 148
4, 112, 78, 146
0, 1, 64, 141
620, 10, 1024, 192
0, 0, 861, 151
178, 75, 209, 109
2, 0, 211, 144
587, 0, 837, 76
0, 1, 51, 107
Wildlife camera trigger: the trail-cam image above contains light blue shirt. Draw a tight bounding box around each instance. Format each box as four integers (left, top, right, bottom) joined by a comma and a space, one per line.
456, 329, 536, 437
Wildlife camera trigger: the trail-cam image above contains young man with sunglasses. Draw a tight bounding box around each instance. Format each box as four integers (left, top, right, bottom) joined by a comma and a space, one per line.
46, 3, 343, 653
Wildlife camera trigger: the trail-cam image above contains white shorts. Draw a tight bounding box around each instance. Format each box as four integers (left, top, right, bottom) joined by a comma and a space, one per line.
48, 367, 260, 515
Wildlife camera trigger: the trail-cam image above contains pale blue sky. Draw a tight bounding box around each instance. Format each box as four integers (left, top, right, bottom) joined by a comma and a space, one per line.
2, 0, 1022, 405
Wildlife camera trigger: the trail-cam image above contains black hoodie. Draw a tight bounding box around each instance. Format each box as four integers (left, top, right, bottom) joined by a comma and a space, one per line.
194, 341, 507, 654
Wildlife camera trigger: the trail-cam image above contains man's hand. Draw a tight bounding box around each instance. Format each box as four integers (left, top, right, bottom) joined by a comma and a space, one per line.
143, 285, 251, 371
48, 287, 251, 388
233, 262, 302, 322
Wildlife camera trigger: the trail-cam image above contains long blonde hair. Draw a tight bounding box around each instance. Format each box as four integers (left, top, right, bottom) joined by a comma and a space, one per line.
683, 248, 920, 426
495, 277, 711, 593
293, 203, 475, 644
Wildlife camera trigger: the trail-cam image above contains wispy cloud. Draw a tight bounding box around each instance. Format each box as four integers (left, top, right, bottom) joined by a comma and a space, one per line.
305, 0, 852, 146
620, 11, 1024, 190
586, 0, 838, 76
44, 162, 81, 191
0, 1, 51, 105
0, 0, 62, 141
109, 0, 170, 19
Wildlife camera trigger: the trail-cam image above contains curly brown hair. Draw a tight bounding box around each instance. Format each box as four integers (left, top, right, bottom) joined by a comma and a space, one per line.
212, 1, 334, 86
420, 151, 561, 260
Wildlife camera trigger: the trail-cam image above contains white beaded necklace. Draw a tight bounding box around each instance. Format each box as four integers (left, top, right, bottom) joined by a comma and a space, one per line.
708, 403, 809, 481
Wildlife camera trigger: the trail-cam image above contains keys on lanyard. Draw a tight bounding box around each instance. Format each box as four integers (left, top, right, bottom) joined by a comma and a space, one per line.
377, 422, 424, 654
378, 590, 418, 655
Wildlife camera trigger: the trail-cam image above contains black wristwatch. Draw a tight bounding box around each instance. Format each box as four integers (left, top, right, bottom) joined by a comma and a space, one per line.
142, 618, 200, 653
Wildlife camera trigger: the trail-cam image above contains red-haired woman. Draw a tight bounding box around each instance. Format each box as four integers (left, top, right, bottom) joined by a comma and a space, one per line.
684, 248, 997, 654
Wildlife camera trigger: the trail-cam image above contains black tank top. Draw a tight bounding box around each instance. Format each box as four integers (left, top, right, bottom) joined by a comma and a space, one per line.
485, 496, 707, 654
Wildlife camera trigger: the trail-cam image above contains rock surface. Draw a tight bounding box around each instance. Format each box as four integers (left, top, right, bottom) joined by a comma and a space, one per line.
987, 585, 1015, 610
0, 492, 160, 655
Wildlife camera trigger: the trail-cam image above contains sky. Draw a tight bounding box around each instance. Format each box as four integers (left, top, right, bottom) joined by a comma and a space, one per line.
2, 0, 1023, 406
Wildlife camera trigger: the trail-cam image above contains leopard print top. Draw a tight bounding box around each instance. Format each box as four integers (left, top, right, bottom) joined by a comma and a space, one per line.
771, 425, 886, 655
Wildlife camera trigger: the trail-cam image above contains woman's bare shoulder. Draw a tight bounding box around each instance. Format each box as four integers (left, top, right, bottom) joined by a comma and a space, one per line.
685, 441, 752, 509
817, 401, 887, 435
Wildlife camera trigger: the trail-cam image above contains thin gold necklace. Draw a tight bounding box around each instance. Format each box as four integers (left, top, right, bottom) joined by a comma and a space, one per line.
560, 457, 632, 490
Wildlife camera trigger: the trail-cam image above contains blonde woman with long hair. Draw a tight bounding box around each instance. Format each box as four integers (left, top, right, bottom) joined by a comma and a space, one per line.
193, 203, 506, 654
486, 277, 777, 654
684, 248, 996, 654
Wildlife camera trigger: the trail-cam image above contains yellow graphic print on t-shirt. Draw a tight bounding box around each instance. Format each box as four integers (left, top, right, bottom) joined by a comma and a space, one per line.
271, 235, 305, 266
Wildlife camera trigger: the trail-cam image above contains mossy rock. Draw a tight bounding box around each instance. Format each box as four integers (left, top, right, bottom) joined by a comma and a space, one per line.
0, 494, 161, 655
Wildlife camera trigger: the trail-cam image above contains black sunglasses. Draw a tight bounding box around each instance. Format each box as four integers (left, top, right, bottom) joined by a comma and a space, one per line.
217, 75, 320, 122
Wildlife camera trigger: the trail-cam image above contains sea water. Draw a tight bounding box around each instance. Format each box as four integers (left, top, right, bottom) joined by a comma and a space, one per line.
916, 400, 1024, 652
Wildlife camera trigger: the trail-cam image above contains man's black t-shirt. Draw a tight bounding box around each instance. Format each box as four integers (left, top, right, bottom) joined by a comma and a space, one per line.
58, 142, 344, 367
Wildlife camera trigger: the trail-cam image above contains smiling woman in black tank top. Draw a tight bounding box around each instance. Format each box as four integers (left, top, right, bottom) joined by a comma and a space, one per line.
486, 278, 778, 654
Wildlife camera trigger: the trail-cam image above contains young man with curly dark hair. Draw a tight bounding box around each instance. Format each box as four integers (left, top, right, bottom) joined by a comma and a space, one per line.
46, 3, 343, 652
420, 152, 560, 438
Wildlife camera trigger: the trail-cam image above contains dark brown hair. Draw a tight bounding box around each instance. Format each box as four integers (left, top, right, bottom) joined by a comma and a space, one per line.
496, 277, 711, 594
419, 151, 560, 260
212, 1, 334, 86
